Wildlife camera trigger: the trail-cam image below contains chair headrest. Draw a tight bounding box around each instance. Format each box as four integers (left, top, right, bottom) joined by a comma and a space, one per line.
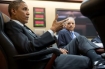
1, 12, 10, 23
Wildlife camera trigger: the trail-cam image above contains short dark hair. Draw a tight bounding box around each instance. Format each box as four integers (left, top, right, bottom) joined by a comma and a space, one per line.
8, 1, 25, 16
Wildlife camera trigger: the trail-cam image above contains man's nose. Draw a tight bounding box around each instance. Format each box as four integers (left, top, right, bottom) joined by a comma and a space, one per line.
70, 24, 73, 25
27, 11, 30, 15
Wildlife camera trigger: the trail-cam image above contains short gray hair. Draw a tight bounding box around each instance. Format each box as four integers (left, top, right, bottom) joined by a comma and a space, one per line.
64, 17, 75, 24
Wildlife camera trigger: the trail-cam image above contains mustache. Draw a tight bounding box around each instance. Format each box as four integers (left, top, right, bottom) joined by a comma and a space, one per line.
69, 26, 73, 28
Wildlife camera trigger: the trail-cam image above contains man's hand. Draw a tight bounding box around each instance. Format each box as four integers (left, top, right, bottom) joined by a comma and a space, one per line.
50, 14, 68, 33
59, 48, 68, 54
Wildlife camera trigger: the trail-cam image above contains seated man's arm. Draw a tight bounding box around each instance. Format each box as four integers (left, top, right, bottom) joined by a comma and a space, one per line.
5, 22, 55, 54
57, 31, 67, 48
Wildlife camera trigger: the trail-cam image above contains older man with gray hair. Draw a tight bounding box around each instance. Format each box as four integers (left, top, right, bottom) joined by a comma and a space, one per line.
57, 17, 80, 48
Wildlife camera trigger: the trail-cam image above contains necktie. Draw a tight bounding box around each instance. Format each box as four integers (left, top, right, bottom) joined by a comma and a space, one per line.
71, 32, 74, 39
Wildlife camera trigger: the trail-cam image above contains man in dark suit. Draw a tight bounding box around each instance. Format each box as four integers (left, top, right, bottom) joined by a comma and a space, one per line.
91, 36, 104, 53
4, 1, 105, 69
57, 17, 80, 48
91, 36, 102, 43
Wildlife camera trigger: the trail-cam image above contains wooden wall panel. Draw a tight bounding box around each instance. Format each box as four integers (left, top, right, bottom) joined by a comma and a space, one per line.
0, 4, 9, 16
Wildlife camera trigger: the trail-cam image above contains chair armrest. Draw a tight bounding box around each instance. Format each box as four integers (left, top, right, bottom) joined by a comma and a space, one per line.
14, 48, 61, 60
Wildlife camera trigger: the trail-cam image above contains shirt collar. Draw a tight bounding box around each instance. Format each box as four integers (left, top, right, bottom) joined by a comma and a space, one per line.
12, 20, 24, 26
70, 31, 74, 33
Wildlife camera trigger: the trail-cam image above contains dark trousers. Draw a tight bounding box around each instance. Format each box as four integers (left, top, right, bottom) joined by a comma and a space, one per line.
64, 35, 100, 55
53, 36, 99, 69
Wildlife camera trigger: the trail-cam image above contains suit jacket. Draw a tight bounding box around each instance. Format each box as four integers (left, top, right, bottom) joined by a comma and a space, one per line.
91, 36, 102, 43
4, 21, 55, 55
57, 28, 80, 48
4, 21, 91, 69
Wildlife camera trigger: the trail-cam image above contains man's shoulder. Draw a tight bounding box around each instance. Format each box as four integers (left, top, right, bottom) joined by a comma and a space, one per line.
58, 28, 67, 33
60, 28, 67, 32
6, 20, 14, 23
5, 20, 15, 25
74, 31, 80, 35
5, 20, 22, 29
5, 20, 20, 26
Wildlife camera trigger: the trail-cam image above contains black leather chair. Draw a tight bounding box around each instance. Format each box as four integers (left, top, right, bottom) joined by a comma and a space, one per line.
80, 0, 105, 51
0, 12, 61, 69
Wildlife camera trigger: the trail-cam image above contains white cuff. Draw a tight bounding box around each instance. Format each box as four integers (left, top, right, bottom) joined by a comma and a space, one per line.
48, 29, 54, 37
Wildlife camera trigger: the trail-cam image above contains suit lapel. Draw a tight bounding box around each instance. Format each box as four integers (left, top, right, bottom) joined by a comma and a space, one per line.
24, 25, 38, 38
66, 29, 72, 39
74, 32, 77, 37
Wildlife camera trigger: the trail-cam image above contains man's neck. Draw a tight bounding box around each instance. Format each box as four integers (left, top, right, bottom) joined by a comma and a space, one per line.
12, 19, 24, 26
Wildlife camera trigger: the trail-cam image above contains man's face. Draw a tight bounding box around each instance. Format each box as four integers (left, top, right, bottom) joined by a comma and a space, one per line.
11, 2, 30, 24
65, 19, 75, 31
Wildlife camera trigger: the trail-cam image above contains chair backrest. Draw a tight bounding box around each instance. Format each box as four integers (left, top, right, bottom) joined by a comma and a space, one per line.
0, 12, 19, 69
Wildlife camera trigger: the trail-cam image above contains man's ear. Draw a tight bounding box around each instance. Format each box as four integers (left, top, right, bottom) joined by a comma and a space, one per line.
11, 9, 16, 15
